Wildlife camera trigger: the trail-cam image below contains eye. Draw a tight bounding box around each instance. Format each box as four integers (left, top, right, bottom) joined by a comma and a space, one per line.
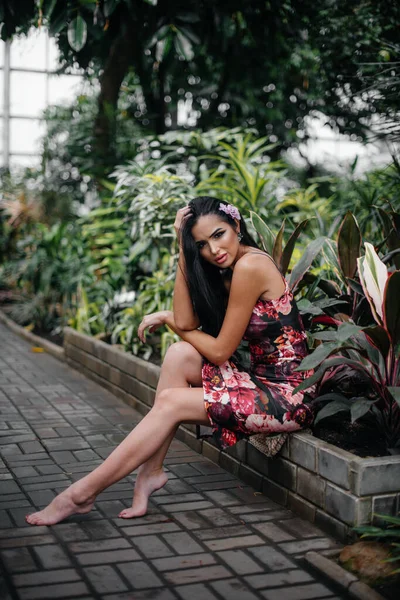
197, 241, 206, 250
214, 231, 224, 239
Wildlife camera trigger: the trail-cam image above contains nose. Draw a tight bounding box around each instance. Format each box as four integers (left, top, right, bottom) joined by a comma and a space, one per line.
209, 241, 220, 255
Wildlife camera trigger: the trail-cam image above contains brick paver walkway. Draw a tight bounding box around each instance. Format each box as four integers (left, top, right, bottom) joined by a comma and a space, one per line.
0, 323, 347, 600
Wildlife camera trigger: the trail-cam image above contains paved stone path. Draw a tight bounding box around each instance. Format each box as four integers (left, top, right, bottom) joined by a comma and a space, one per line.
0, 323, 347, 600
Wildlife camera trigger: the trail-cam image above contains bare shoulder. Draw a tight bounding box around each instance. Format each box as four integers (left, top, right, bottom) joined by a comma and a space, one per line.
234, 251, 278, 276
233, 251, 284, 298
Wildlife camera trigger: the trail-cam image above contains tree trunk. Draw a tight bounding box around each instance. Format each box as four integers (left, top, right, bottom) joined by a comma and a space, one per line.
93, 28, 134, 173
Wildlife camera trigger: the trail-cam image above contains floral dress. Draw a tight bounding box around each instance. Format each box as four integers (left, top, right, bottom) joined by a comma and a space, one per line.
202, 278, 314, 449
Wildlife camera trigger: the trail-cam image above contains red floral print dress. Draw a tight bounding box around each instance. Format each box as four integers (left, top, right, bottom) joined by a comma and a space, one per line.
201, 279, 314, 449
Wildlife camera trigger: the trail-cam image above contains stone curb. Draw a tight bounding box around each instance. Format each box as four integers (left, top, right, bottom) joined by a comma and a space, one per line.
304, 550, 386, 600
0, 309, 65, 362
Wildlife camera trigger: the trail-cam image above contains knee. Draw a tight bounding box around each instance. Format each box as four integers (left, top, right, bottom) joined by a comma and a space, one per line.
153, 388, 178, 415
164, 341, 200, 364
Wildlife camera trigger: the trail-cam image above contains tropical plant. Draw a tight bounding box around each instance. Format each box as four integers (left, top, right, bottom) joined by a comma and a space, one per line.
42, 84, 144, 202
67, 285, 107, 338
113, 159, 195, 273
110, 256, 179, 360
2, 221, 91, 333
250, 210, 329, 294
80, 197, 131, 284
354, 513, 400, 575
294, 243, 400, 453
196, 134, 285, 214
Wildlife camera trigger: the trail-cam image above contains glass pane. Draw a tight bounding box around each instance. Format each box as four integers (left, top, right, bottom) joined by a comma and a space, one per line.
0, 70, 3, 116
0, 41, 4, 67
9, 154, 41, 171
10, 118, 45, 154
48, 74, 82, 106
10, 30, 47, 70
10, 71, 47, 117
48, 37, 60, 72
0, 117, 3, 151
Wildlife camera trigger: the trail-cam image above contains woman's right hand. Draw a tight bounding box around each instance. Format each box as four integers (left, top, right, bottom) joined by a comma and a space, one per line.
137, 310, 172, 344
174, 206, 192, 241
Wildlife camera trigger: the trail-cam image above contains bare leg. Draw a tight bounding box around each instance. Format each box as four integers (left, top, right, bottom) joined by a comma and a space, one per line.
119, 342, 203, 518
25, 385, 208, 526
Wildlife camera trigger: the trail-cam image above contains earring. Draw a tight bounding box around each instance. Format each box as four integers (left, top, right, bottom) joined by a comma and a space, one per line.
238, 232, 243, 242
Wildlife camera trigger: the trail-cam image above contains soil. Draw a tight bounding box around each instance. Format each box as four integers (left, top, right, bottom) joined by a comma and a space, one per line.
314, 414, 388, 457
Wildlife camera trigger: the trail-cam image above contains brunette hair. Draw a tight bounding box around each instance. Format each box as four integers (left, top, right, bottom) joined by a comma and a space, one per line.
180, 196, 259, 336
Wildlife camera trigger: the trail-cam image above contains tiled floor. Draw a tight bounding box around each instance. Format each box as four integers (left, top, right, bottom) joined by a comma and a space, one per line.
0, 323, 347, 599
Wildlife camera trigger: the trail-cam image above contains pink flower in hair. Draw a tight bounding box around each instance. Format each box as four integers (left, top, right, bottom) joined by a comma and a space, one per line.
219, 203, 241, 220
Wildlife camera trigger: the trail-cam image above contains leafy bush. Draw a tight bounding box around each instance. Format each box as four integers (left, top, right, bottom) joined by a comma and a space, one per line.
1, 221, 91, 333
110, 257, 179, 360
295, 243, 400, 453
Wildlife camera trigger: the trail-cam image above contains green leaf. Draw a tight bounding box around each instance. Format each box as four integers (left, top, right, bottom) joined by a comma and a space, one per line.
67, 15, 88, 52
377, 207, 394, 239
49, 10, 68, 35
300, 341, 338, 371
388, 387, 400, 408
289, 237, 327, 292
297, 298, 324, 316
347, 278, 364, 296
44, 0, 58, 20
272, 220, 285, 270
337, 212, 361, 279
374, 514, 400, 526
174, 31, 194, 61
280, 219, 309, 275
294, 356, 378, 392
128, 238, 152, 262
313, 331, 341, 341
296, 342, 339, 371
250, 212, 275, 254
357, 243, 388, 323
354, 526, 384, 535
350, 398, 374, 423
103, 0, 119, 17
363, 530, 400, 538
383, 271, 400, 347
314, 400, 350, 425
336, 322, 363, 342
363, 325, 390, 358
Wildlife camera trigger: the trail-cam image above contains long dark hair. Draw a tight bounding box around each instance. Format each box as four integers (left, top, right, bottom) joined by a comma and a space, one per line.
180, 196, 259, 336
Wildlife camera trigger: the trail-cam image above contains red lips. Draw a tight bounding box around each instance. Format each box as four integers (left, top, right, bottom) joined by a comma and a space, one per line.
215, 253, 227, 264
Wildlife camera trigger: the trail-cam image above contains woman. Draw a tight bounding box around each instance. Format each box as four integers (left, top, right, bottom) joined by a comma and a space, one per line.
26, 196, 313, 526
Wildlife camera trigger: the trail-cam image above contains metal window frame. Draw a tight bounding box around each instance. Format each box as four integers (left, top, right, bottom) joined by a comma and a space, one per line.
1, 33, 82, 169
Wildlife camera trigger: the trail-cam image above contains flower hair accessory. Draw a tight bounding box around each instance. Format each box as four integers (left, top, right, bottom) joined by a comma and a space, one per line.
219, 203, 241, 220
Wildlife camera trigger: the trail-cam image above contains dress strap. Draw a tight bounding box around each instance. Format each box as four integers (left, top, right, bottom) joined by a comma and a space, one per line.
246, 250, 278, 268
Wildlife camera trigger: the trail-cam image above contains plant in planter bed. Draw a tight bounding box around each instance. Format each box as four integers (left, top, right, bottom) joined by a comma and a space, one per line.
294, 242, 400, 454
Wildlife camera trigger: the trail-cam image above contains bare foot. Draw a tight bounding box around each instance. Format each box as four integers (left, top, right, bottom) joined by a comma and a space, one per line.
25, 485, 95, 526
119, 469, 168, 519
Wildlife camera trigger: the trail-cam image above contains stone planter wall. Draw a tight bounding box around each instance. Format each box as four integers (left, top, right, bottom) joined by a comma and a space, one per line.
64, 327, 400, 542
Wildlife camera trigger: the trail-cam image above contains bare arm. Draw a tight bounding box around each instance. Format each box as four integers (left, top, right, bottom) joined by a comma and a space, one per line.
166, 255, 281, 365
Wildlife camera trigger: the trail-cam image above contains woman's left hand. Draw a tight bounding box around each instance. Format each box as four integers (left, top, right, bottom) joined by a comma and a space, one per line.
138, 310, 173, 343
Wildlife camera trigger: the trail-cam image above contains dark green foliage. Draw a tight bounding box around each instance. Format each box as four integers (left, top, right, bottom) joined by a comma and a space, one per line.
2, 0, 399, 160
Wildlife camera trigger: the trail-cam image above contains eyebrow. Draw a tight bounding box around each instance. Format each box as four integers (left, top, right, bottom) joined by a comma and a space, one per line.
195, 227, 224, 244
